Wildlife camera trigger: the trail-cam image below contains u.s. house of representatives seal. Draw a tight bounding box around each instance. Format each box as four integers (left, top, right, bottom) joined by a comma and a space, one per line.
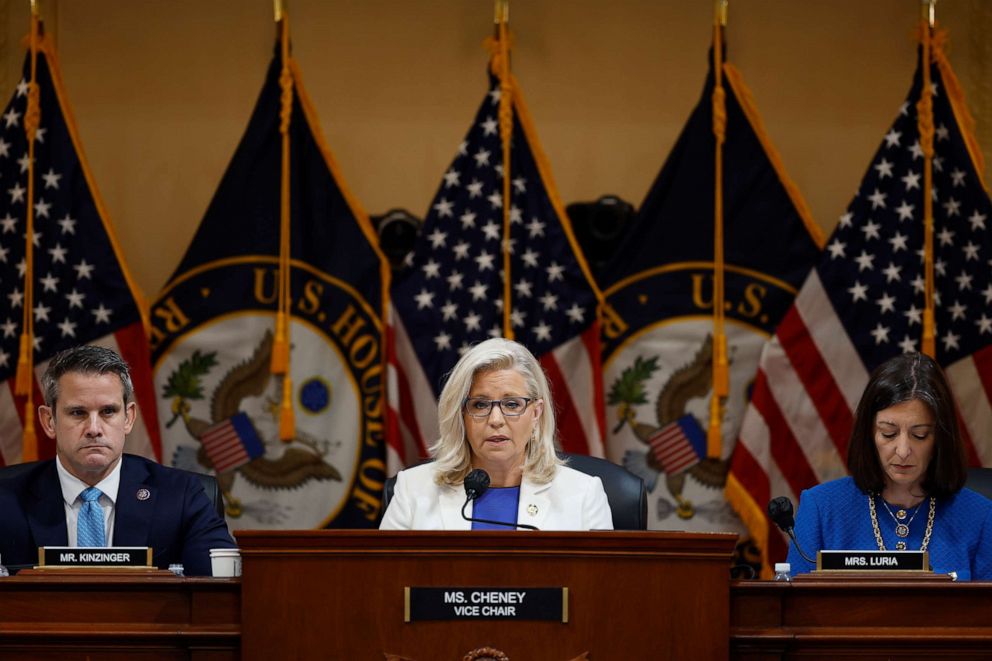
151, 261, 385, 530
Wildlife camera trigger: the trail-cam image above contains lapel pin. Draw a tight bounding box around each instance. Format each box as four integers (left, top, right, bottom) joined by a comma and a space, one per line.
526, 503, 538, 516
136, 488, 151, 501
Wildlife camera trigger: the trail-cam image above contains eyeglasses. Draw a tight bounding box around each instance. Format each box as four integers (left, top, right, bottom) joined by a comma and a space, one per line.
463, 396, 534, 419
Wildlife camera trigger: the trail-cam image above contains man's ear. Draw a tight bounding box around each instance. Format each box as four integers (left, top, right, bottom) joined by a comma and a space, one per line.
38, 405, 57, 440
123, 401, 137, 434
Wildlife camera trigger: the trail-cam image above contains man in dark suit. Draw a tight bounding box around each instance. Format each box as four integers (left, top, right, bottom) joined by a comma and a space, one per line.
0, 345, 234, 575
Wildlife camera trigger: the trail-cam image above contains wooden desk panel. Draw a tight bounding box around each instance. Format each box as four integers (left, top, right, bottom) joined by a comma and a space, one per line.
0, 574, 240, 661
731, 579, 992, 660
237, 530, 738, 660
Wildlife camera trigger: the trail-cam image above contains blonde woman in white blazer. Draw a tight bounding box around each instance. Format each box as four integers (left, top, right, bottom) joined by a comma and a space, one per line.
380, 338, 612, 531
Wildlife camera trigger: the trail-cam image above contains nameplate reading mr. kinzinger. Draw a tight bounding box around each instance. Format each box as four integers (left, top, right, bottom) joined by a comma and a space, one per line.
39, 547, 153, 568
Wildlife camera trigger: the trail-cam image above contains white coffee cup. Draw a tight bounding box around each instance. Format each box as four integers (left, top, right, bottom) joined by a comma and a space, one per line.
209, 548, 242, 577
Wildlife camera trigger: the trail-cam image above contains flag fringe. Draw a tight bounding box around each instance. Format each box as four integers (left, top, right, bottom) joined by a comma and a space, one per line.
501, 61, 612, 315
27, 32, 153, 336
722, 64, 825, 249
931, 29, 990, 195
287, 37, 393, 449
725, 472, 773, 579
490, 51, 610, 441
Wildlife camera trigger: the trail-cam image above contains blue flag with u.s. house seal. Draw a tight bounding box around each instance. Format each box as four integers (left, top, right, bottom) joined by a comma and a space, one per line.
149, 36, 390, 530
601, 46, 822, 539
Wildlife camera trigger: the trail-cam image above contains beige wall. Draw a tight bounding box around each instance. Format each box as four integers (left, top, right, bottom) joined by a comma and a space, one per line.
2, 0, 990, 299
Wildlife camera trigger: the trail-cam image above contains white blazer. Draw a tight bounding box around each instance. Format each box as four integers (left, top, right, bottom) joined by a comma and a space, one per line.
379, 462, 613, 531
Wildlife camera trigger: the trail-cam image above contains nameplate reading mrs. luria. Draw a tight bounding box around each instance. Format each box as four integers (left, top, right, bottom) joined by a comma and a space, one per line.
39, 547, 153, 568
817, 550, 929, 572
404, 587, 568, 622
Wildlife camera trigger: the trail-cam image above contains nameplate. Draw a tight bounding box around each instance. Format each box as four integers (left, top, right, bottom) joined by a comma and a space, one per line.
39, 547, 153, 568
817, 550, 929, 572
404, 587, 568, 622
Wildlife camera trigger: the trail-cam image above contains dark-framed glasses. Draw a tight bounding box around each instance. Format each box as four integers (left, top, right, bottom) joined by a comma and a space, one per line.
463, 396, 534, 419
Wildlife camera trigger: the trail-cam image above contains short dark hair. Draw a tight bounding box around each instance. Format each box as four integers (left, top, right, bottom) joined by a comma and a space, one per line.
847, 353, 966, 498
42, 345, 134, 408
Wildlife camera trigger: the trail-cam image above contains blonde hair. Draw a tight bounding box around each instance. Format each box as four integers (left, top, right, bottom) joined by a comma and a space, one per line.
430, 338, 562, 485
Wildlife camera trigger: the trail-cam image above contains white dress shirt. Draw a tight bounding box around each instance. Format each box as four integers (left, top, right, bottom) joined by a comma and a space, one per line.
56, 455, 122, 546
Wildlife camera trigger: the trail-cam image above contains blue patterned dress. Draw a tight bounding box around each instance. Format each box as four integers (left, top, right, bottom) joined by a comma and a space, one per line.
788, 477, 992, 580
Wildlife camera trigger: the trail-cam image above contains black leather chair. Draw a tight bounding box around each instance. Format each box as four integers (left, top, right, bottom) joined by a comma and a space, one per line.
0, 460, 225, 519
966, 467, 992, 501
382, 453, 648, 530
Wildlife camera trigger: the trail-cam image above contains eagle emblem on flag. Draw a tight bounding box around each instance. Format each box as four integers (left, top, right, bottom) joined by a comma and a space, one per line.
161, 331, 341, 520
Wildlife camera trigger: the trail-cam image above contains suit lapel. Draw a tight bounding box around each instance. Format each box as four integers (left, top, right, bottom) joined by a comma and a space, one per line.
518, 478, 551, 530
440, 483, 471, 530
26, 462, 69, 547
113, 456, 155, 547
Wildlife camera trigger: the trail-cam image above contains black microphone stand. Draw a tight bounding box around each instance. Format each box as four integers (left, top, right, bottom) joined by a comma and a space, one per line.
460, 499, 539, 531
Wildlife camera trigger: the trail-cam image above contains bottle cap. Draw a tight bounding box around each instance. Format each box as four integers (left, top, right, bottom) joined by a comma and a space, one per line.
774, 562, 791, 572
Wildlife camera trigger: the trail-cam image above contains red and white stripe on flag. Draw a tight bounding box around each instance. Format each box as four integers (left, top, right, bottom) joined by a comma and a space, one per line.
729, 272, 869, 571
385, 311, 438, 474
539, 323, 605, 458
201, 418, 253, 474
0, 323, 161, 467
729, 272, 992, 569
648, 420, 699, 475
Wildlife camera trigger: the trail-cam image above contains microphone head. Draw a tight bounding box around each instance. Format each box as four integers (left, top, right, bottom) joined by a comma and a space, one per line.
464, 469, 491, 500
767, 496, 795, 532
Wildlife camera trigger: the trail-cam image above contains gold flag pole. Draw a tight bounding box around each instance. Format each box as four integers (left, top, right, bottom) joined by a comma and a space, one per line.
919, 0, 936, 357
493, 0, 515, 339
272, 0, 296, 440
15, 1, 43, 460
707, 0, 730, 459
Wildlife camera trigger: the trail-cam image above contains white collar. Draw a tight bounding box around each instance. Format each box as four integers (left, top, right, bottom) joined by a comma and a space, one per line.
56, 454, 123, 506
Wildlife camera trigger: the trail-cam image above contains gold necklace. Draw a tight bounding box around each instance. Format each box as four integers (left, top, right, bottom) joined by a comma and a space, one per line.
869, 495, 936, 551
880, 499, 923, 538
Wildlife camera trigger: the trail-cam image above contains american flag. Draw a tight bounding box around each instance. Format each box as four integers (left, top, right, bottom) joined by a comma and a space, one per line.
200, 412, 265, 474
0, 34, 160, 465
729, 34, 992, 572
648, 415, 705, 475
388, 69, 606, 469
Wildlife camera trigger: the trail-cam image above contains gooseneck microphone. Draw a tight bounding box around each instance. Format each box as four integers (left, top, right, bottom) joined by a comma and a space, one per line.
768, 496, 815, 565
461, 469, 539, 531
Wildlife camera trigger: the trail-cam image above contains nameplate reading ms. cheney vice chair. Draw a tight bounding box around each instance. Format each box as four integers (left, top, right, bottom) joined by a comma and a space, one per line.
382, 453, 648, 530
0, 460, 225, 519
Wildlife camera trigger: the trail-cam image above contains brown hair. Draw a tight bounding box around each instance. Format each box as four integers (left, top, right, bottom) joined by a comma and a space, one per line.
846, 353, 966, 498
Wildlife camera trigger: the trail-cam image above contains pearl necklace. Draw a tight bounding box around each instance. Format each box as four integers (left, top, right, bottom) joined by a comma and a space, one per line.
868, 495, 936, 551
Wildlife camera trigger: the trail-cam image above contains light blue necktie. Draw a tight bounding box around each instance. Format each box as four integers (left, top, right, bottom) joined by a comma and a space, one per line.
77, 487, 106, 547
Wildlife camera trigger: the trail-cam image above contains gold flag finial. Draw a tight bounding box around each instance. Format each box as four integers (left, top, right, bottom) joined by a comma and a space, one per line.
494, 0, 509, 25
274, 0, 286, 23
923, 0, 936, 28
716, 0, 728, 27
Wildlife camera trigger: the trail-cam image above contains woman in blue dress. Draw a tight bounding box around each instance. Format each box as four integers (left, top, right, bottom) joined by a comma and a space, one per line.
789, 352, 992, 580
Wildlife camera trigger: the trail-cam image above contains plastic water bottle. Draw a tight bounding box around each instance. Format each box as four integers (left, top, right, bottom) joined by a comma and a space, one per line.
0, 554, 9, 577
773, 562, 791, 582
